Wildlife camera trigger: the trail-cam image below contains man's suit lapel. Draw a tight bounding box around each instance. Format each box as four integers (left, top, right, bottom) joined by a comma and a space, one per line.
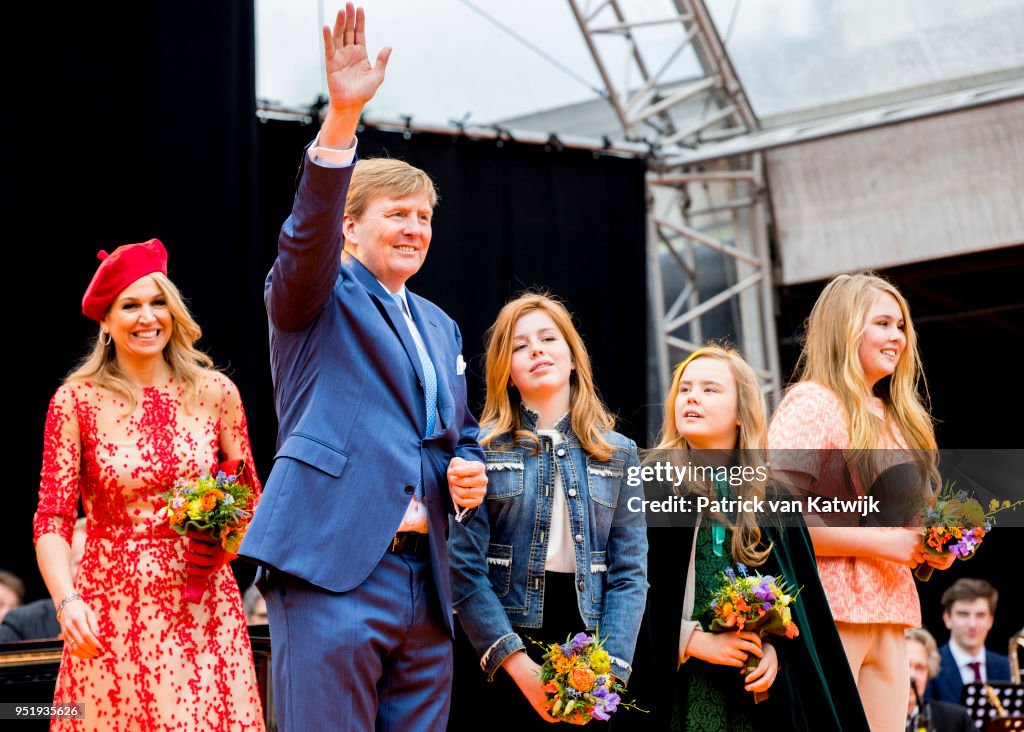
940, 646, 961, 701
343, 253, 425, 387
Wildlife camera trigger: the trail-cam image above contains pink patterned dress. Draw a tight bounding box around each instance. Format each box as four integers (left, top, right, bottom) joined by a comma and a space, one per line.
34, 375, 265, 731
767, 381, 920, 628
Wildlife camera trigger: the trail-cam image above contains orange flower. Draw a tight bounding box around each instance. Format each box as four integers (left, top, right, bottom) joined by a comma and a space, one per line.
735, 597, 750, 613
170, 509, 187, 525
569, 666, 596, 692
552, 653, 577, 675
199, 489, 225, 511
785, 622, 800, 639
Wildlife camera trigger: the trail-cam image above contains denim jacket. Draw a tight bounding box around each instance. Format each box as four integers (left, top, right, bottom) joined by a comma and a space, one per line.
449, 408, 648, 682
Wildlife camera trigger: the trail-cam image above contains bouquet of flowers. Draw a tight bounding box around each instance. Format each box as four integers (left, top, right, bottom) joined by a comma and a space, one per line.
536, 631, 631, 724
159, 460, 255, 603
703, 563, 801, 703
915, 482, 1023, 581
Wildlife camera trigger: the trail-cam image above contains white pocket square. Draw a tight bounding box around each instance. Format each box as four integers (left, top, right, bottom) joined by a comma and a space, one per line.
456, 354, 466, 375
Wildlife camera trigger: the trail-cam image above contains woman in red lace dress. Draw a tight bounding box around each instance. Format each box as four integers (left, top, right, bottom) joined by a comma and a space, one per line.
33, 239, 265, 730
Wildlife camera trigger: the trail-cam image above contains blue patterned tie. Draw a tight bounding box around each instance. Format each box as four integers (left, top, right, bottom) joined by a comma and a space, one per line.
392, 293, 437, 501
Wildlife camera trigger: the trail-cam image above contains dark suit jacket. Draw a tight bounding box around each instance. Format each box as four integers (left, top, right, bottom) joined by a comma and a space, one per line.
238, 153, 484, 635
908, 699, 975, 732
0, 598, 61, 643
925, 643, 1011, 704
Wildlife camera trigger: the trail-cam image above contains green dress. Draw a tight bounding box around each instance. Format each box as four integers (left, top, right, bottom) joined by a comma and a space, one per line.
683, 522, 757, 732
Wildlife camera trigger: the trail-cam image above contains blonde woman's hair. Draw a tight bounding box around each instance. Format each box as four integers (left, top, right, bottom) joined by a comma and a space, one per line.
65, 272, 215, 411
655, 344, 771, 567
480, 293, 615, 461
794, 271, 938, 491
905, 628, 942, 680
344, 158, 438, 221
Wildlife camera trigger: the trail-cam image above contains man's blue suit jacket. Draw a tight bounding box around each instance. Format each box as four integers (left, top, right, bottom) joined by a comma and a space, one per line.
239, 153, 484, 635
925, 643, 1011, 704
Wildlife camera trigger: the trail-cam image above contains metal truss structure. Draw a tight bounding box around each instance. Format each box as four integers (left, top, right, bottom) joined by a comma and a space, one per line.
567, 0, 782, 410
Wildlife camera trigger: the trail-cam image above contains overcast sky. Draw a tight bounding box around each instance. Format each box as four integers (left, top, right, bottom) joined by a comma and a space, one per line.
257, 0, 605, 125
256, 0, 1024, 128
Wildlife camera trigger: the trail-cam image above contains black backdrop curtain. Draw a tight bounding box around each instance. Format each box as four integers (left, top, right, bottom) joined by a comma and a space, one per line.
2, 1, 257, 598
0, 5, 649, 599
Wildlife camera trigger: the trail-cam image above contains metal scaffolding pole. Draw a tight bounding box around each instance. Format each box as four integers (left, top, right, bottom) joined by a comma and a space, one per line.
567, 0, 782, 416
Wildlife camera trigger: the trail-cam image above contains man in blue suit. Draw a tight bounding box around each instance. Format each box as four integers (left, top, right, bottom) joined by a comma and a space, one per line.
925, 578, 1011, 705
239, 5, 487, 729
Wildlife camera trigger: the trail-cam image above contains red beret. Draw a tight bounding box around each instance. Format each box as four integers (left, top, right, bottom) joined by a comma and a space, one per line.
81, 238, 169, 322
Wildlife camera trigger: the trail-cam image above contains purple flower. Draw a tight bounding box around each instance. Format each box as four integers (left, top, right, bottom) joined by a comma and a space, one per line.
736, 563, 749, 578
724, 567, 736, 580
591, 686, 621, 721
950, 536, 977, 558
571, 632, 593, 651
753, 579, 775, 602
762, 601, 772, 612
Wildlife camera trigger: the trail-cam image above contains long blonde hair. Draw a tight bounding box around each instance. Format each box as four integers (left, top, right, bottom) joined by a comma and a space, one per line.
656, 345, 771, 567
480, 293, 615, 461
66, 272, 215, 410
794, 271, 937, 489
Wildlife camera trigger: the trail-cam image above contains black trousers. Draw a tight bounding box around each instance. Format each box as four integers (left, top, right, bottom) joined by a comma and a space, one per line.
448, 571, 611, 731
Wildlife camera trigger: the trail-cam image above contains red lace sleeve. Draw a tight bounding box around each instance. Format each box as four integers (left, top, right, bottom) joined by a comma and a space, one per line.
216, 376, 262, 503
34, 384, 82, 546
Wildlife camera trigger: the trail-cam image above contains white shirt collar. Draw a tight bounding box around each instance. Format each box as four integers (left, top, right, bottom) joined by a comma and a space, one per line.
378, 280, 410, 313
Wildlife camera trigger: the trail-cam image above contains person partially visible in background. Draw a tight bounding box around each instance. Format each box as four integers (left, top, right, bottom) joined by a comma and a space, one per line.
0, 519, 86, 643
908, 628, 974, 732
243, 584, 268, 626
926, 578, 1010, 704
0, 570, 25, 623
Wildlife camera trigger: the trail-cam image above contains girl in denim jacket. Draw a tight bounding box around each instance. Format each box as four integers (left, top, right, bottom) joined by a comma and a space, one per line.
449, 293, 648, 728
